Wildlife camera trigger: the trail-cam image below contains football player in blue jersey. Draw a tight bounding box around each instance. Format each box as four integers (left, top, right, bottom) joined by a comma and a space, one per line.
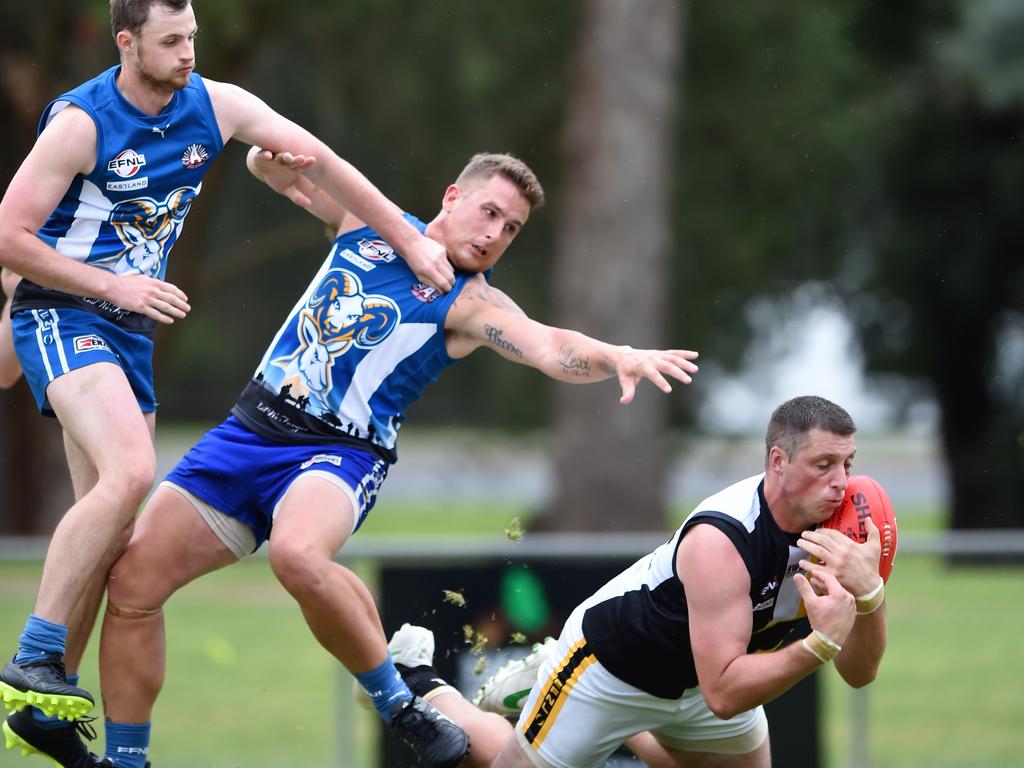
0, 0, 456, 766
55, 149, 698, 768
0, 268, 22, 389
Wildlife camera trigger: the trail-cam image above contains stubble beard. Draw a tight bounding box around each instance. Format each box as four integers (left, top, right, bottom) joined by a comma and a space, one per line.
134, 52, 189, 98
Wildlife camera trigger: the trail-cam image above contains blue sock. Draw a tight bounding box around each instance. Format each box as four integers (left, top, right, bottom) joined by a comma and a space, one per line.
14, 614, 67, 664
29, 674, 79, 731
105, 721, 151, 768
353, 656, 413, 723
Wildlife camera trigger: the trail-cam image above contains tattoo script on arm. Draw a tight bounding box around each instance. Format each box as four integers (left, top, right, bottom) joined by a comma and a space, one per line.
485, 324, 524, 358
558, 344, 592, 378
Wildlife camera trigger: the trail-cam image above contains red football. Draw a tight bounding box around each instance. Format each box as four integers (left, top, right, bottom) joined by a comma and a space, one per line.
821, 475, 898, 582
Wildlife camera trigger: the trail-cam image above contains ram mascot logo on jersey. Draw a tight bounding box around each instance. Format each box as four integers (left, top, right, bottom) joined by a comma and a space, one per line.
103, 186, 198, 277
272, 269, 400, 404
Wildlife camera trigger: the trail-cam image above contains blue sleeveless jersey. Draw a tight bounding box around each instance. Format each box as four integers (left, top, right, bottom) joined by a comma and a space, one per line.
231, 215, 469, 462
11, 65, 223, 334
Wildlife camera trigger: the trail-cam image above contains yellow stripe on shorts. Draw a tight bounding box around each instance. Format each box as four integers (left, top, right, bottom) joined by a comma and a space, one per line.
520, 638, 597, 749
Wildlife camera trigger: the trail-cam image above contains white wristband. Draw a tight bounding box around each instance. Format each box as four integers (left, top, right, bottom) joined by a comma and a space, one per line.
802, 630, 842, 663
856, 578, 885, 615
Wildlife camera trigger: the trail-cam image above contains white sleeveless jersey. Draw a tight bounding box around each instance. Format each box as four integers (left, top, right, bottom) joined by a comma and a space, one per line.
579, 474, 811, 698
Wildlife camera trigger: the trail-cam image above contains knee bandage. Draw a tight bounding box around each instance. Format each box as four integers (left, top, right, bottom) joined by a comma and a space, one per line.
106, 602, 162, 620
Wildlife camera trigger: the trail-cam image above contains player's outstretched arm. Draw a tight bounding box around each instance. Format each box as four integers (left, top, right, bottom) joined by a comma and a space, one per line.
208, 80, 454, 293
0, 268, 23, 388
445, 276, 698, 403
0, 108, 190, 325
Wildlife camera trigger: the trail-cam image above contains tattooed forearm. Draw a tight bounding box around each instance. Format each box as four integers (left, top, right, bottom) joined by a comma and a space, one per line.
485, 324, 524, 358
558, 344, 592, 377
598, 360, 616, 376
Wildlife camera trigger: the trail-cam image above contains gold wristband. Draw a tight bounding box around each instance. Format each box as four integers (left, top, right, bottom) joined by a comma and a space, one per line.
802, 630, 842, 664
856, 579, 885, 615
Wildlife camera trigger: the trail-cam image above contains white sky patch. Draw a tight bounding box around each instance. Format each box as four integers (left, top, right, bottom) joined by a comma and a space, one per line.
699, 296, 913, 434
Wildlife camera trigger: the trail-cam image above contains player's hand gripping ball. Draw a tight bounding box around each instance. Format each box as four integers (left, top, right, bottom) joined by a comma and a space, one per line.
820, 475, 898, 582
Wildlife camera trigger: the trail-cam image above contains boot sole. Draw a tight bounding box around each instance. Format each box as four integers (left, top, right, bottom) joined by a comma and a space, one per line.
0, 684, 93, 721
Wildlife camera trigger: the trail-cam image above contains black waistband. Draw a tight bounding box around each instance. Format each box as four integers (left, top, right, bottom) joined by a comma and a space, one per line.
11, 279, 155, 335
230, 379, 396, 463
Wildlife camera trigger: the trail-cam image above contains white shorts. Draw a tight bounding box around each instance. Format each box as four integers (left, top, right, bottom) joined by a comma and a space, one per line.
514, 614, 768, 768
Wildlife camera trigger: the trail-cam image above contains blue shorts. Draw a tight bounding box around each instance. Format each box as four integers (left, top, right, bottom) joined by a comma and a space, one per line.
11, 307, 156, 416
165, 416, 390, 548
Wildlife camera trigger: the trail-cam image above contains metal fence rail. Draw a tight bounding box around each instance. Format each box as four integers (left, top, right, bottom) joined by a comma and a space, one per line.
4, 529, 1024, 561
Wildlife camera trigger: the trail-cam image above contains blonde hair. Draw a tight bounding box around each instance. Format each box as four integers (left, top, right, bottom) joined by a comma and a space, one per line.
456, 153, 545, 210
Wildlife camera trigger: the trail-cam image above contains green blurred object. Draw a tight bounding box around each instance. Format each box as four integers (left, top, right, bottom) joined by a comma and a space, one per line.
501, 566, 550, 632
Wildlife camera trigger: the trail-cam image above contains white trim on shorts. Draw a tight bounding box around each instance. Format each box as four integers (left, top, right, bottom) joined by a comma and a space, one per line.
163, 468, 362, 558
272, 469, 362, 538
161, 481, 257, 560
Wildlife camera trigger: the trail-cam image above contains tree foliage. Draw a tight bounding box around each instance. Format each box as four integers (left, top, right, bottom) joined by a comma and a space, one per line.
0, 1, 1019, 531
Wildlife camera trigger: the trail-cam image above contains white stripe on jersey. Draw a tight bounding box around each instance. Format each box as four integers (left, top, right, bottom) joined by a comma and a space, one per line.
687, 475, 763, 532
766, 547, 807, 626
55, 179, 109, 261
337, 322, 436, 441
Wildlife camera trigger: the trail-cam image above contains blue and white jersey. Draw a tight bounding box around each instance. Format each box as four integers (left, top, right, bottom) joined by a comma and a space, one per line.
232, 214, 470, 462
12, 65, 222, 334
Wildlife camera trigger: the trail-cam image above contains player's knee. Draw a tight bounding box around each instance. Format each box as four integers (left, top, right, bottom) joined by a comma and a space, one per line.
268, 539, 328, 595
120, 458, 156, 503
99, 458, 155, 511
106, 549, 167, 609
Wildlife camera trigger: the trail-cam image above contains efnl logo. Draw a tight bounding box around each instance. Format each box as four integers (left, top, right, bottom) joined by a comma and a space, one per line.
108, 149, 147, 178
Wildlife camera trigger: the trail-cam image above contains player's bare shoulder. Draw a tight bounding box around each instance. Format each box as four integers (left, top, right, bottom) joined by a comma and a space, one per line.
36, 104, 98, 175
451, 274, 527, 317
203, 78, 265, 143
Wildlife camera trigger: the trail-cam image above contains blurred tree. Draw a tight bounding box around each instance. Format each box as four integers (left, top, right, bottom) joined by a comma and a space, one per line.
846, 0, 1024, 530
0, 1, 109, 533
154, 0, 577, 426
3, 0, 1019, 536
548, 0, 682, 531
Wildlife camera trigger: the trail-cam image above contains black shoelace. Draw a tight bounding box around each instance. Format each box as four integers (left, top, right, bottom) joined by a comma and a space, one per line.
74, 716, 99, 742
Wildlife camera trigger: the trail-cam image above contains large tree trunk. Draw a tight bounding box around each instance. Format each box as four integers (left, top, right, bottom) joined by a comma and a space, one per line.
549, 0, 683, 532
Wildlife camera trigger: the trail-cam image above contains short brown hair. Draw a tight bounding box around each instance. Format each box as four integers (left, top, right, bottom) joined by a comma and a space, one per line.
111, 0, 191, 38
765, 396, 856, 461
456, 153, 545, 210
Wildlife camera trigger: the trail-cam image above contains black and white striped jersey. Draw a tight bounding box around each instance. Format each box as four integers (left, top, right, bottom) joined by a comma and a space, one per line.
580, 474, 811, 699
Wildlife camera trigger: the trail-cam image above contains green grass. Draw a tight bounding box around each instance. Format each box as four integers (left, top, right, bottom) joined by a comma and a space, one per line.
2, 501, 1020, 767
822, 556, 1024, 768
0, 559, 344, 768
360, 498, 531, 536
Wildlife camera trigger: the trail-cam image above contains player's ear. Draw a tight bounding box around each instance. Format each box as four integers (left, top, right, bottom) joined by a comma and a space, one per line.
116, 29, 135, 55
767, 445, 787, 475
441, 184, 462, 212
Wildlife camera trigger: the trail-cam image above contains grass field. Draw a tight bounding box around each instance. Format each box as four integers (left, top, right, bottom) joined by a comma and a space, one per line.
1, 500, 1021, 767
